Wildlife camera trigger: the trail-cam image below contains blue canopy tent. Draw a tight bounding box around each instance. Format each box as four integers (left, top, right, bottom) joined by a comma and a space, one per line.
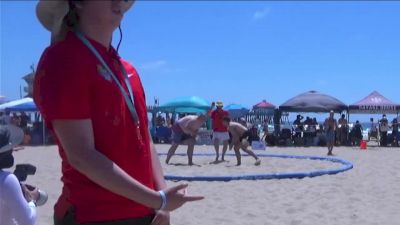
224, 104, 249, 119
0, 98, 37, 111
158, 96, 210, 113
0, 98, 46, 145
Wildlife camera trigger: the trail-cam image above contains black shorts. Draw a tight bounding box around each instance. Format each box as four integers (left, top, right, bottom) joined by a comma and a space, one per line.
171, 124, 193, 144
240, 131, 251, 142
54, 207, 154, 225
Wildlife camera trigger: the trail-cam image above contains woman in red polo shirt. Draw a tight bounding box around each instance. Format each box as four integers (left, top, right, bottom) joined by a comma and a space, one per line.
34, 1, 203, 224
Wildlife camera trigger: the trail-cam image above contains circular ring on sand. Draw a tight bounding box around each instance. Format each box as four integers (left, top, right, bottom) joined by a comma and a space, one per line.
160, 153, 353, 181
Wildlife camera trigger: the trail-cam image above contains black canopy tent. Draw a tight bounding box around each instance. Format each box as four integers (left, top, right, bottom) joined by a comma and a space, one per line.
279, 90, 348, 113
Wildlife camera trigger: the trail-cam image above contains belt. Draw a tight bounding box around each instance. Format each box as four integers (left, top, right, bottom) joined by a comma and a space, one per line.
84, 216, 154, 225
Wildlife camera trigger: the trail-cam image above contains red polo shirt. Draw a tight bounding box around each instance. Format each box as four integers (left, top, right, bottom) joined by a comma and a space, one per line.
34, 32, 155, 223
211, 109, 229, 132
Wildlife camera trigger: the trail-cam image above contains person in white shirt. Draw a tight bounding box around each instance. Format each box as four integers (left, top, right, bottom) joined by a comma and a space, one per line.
0, 125, 39, 225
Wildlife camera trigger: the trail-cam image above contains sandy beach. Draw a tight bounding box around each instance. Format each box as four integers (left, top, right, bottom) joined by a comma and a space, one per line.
12, 144, 400, 225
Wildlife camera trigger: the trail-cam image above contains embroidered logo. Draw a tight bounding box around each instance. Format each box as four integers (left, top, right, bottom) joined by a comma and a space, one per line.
97, 64, 112, 82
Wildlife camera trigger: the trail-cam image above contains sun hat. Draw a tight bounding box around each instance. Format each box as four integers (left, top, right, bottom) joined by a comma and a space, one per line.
216, 101, 224, 108
36, 0, 135, 35
0, 125, 24, 154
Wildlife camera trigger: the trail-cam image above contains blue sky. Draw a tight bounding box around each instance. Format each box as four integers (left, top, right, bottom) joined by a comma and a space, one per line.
1, 1, 399, 121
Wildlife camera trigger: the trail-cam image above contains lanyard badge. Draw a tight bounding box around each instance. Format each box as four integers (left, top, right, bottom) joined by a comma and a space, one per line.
75, 32, 143, 143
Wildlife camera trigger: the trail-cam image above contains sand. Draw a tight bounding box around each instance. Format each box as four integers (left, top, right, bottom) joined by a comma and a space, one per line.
11, 144, 400, 225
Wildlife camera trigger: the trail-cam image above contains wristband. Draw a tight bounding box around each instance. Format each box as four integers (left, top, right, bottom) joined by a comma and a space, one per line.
28, 201, 36, 208
158, 190, 167, 210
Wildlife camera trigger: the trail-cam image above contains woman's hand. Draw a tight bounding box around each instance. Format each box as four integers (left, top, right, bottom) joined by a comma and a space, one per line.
21, 184, 39, 203
161, 183, 204, 212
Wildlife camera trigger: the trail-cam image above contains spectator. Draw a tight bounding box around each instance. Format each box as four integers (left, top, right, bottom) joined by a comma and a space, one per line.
293, 114, 304, 138
0, 125, 39, 225
379, 114, 389, 146
248, 126, 261, 145
391, 118, 399, 147
368, 118, 378, 141
351, 121, 363, 146
3, 110, 12, 125
338, 114, 348, 146
19, 112, 30, 130
0, 112, 5, 125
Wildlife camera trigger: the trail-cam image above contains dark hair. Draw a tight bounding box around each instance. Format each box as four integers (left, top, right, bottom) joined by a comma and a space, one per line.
223, 117, 231, 123
66, 1, 81, 29
0, 151, 14, 169
0, 126, 13, 169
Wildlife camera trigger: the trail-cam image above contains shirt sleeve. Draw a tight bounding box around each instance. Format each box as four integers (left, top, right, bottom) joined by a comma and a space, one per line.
34, 49, 91, 122
2, 173, 37, 225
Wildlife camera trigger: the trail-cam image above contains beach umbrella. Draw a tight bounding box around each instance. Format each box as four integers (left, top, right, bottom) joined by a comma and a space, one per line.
224, 104, 249, 119
0, 97, 37, 112
158, 96, 210, 113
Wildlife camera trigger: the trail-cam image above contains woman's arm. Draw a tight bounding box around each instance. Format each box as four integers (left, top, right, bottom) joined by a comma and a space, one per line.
53, 119, 161, 209
52, 119, 202, 211
3, 173, 36, 225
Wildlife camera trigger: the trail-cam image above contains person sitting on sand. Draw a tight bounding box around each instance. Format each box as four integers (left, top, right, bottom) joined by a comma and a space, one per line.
166, 103, 215, 166
324, 111, 337, 156
222, 117, 261, 166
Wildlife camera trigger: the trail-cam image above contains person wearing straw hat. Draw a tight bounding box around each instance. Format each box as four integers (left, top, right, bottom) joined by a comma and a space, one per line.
0, 125, 39, 225
34, 1, 203, 225
210, 101, 230, 163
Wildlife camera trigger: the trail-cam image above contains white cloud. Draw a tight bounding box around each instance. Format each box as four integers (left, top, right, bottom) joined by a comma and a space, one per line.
138, 60, 184, 73
140, 60, 167, 71
253, 8, 270, 21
